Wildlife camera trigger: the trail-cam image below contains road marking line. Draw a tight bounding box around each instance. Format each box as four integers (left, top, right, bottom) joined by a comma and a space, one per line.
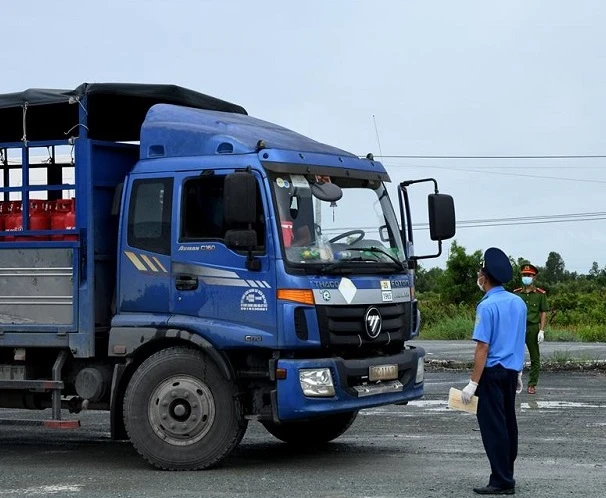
0, 485, 82, 496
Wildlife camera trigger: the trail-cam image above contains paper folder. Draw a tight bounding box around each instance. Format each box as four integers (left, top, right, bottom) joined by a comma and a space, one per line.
448, 387, 478, 414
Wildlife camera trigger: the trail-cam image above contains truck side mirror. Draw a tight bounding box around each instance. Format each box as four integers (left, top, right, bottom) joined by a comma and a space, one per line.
224, 172, 257, 225
428, 193, 456, 241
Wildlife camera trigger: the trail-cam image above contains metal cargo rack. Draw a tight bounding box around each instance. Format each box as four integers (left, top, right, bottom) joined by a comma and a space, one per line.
0, 83, 246, 427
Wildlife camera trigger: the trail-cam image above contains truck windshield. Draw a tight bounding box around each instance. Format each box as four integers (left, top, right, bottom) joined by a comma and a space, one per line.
270, 172, 406, 273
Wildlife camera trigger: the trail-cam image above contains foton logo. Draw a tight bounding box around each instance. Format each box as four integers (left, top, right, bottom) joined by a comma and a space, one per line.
364, 307, 382, 339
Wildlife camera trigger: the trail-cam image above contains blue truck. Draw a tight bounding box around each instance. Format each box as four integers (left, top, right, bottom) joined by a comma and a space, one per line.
0, 83, 455, 470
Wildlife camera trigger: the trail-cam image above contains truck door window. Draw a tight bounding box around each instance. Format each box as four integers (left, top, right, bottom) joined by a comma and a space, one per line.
180, 175, 265, 252
127, 178, 173, 255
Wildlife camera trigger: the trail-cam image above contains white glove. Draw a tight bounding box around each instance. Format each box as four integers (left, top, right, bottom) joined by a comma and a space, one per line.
461, 380, 478, 404
516, 372, 523, 394
538, 330, 545, 344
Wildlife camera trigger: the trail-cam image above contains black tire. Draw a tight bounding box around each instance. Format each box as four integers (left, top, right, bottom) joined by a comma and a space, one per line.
262, 411, 358, 445
123, 347, 247, 470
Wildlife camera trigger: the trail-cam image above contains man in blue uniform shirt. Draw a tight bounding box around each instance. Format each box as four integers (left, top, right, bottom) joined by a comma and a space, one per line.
461, 247, 527, 495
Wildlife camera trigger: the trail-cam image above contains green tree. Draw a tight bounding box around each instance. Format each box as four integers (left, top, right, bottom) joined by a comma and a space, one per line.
416, 264, 444, 293
440, 241, 482, 305
589, 261, 600, 278
543, 251, 566, 284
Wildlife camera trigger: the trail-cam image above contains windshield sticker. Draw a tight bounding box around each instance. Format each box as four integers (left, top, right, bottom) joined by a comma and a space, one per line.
382, 290, 393, 302
276, 177, 285, 188
290, 174, 309, 189
240, 289, 268, 312
283, 180, 290, 189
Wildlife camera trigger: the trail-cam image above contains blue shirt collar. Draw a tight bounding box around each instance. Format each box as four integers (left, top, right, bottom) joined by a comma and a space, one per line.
481, 285, 505, 301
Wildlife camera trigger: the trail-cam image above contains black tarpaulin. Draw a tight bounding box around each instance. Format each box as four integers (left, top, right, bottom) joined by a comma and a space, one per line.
0, 83, 247, 143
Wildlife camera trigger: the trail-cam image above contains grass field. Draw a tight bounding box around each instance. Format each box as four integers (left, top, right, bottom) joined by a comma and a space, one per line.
419, 316, 606, 342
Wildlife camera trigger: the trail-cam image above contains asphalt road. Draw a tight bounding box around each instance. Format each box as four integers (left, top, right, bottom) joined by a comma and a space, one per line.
415, 340, 606, 368
1, 370, 604, 498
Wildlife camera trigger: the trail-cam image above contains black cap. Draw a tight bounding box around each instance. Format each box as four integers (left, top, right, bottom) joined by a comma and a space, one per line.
481, 247, 513, 284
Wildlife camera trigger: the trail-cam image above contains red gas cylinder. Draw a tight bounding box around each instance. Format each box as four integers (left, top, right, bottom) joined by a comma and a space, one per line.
5, 201, 22, 241
46, 200, 57, 239
0, 201, 6, 241
64, 198, 77, 241
27, 199, 51, 241
51, 199, 71, 241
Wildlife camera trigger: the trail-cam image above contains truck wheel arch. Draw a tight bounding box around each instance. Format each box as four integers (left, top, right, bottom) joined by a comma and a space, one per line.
108, 326, 234, 380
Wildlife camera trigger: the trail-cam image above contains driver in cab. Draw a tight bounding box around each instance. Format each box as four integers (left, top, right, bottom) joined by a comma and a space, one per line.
291, 175, 332, 247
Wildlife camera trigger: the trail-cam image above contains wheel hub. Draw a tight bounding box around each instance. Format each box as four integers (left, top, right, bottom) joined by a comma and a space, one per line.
149, 375, 216, 446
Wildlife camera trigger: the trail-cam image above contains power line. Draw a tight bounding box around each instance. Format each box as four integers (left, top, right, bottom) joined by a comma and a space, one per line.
447, 211, 606, 224
383, 163, 606, 170
450, 216, 606, 229
321, 211, 606, 233
382, 162, 606, 184
375, 154, 606, 159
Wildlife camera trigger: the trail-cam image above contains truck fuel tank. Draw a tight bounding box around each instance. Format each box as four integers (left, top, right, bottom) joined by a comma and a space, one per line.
74, 366, 113, 403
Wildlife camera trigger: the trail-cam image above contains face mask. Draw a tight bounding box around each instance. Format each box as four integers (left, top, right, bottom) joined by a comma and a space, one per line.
521, 276, 533, 286
477, 277, 485, 292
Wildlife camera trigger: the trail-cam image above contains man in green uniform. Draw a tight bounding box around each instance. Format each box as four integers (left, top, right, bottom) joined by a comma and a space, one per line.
514, 263, 548, 394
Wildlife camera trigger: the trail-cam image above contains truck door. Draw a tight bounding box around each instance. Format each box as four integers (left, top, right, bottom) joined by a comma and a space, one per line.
169, 171, 277, 346
118, 176, 173, 316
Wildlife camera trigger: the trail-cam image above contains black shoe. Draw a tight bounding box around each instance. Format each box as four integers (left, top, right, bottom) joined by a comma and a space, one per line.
473, 485, 515, 495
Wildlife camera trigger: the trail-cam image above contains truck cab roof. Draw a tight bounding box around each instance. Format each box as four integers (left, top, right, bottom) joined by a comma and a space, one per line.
141, 103, 358, 159
138, 104, 389, 180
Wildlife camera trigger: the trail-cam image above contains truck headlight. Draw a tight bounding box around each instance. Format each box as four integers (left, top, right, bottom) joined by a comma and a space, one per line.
415, 357, 424, 384
299, 368, 335, 397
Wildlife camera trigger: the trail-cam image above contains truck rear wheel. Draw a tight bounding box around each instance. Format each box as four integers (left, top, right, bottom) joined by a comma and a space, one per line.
123, 347, 246, 470
262, 411, 358, 445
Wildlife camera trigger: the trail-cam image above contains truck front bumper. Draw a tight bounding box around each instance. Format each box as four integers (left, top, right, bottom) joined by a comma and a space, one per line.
273, 346, 424, 421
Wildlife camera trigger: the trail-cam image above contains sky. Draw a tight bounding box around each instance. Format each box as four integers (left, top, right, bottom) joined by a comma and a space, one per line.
2, 0, 605, 274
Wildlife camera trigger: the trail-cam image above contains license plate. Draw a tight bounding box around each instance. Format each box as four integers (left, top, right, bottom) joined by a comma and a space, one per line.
369, 364, 398, 381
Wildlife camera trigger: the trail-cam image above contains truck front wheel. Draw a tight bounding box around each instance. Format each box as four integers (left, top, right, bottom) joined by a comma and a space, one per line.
262, 411, 358, 445
123, 347, 246, 470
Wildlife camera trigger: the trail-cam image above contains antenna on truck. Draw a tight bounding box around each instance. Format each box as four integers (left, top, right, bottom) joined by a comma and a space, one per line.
372, 115, 384, 161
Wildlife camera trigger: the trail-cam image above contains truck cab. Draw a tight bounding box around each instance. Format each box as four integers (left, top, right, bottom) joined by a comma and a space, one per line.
0, 84, 455, 470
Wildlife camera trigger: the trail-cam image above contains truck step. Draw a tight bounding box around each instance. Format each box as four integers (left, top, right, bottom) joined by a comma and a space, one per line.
0, 379, 63, 390
0, 418, 80, 429
0, 351, 72, 428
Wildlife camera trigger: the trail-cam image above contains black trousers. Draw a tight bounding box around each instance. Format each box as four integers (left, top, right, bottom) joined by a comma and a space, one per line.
476, 365, 518, 489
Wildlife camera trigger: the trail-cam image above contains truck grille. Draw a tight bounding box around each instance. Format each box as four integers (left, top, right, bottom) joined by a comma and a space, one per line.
316, 302, 413, 355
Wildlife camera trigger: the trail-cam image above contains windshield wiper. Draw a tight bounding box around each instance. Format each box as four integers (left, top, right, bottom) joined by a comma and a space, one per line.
319, 247, 406, 275
319, 257, 375, 274
345, 247, 406, 271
